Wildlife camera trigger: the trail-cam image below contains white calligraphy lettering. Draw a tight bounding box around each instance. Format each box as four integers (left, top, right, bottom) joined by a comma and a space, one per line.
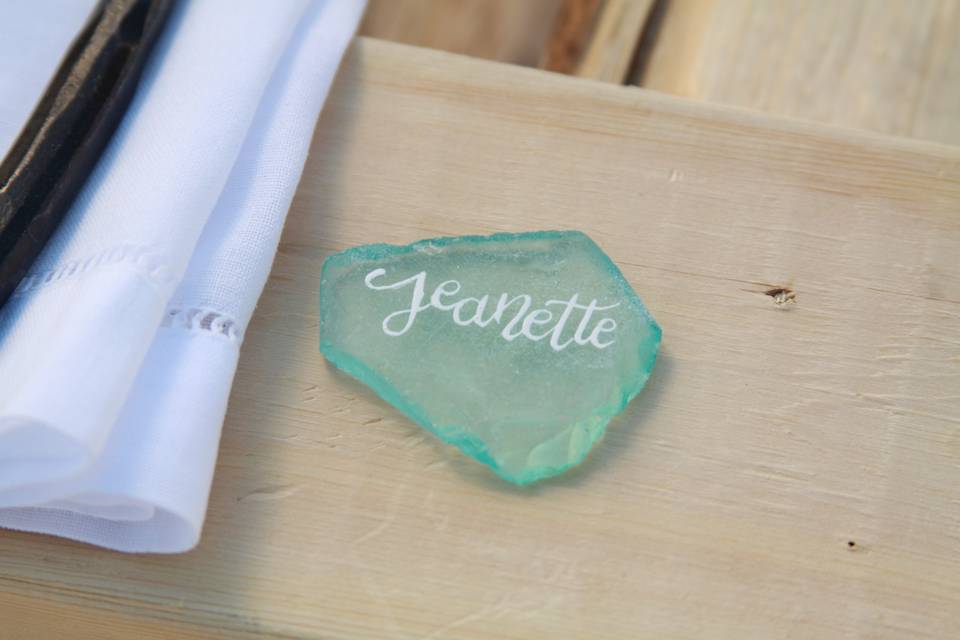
364, 270, 620, 351
364, 269, 429, 336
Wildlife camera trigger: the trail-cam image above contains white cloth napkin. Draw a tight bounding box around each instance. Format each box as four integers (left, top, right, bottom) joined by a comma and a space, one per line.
0, 0, 364, 552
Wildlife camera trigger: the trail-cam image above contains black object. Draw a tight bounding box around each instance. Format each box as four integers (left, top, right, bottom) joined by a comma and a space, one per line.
0, 0, 175, 310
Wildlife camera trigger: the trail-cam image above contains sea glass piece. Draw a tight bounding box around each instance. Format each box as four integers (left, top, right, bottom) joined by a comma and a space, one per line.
319, 231, 661, 484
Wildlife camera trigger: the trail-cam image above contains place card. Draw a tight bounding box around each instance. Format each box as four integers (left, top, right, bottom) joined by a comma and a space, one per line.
319, 231, 661, 483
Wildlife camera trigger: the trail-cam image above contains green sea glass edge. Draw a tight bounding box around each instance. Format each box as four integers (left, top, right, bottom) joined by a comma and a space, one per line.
319, 230, 662, 485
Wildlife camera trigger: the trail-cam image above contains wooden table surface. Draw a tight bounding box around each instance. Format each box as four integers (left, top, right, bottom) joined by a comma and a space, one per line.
363, 0, 960, 144
637, 0, 960, 145
2, 38, 960, 639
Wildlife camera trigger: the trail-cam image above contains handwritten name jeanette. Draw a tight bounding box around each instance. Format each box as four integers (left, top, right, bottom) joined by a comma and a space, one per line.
364, 269, 620, 351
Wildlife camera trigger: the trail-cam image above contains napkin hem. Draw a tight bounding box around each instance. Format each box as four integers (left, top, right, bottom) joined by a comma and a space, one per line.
13, 244, 174, 298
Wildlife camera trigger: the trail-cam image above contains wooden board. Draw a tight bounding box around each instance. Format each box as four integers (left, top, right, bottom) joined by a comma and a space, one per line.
540, 0, 605, 74
635, 0, 960, 145
2, 37, 960, 639
360, 0, 562, 67
566, 0, 655, 83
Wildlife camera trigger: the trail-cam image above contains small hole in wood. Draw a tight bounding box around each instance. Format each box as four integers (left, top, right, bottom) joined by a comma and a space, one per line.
765, 287, 796, 306
847, 540, 856, 548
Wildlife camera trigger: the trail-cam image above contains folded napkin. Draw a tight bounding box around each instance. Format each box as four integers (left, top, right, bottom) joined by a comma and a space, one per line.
0, 0, 365, 552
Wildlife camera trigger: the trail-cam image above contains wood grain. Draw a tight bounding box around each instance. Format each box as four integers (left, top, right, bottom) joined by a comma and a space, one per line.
361, 0, 562, 67
575, 0, 655, 82
540, 0, 603, 74
2, 37, 960, 639
635, 0, 960, 144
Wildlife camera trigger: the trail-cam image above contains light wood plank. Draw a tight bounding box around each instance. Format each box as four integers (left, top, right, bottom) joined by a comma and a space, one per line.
576, 0, 655, 82
2, 37, 959, 639
636, 0, 960, 144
